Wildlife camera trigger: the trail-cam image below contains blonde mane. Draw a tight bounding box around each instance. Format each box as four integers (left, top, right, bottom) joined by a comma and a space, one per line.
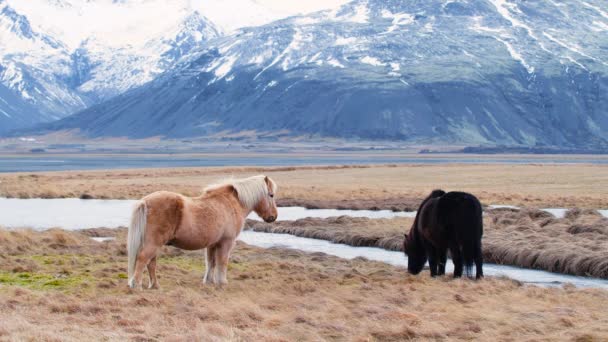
204, 175, 277, 209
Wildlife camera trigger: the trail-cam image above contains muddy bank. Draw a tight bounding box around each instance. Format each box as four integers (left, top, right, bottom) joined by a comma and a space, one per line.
2, 228, 608, 340
247, 208, 608, 278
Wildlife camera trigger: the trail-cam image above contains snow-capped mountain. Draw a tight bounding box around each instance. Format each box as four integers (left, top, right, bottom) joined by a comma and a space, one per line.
0, 0, 221, 131
0, 0, 346, 132
71, 10, 220, 101
0, 0, 88, 130
40, 0, 608, 148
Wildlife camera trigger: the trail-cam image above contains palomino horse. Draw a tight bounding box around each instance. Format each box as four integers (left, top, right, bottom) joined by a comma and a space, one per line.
403, 190, 483, 279
127, 175, 278, 289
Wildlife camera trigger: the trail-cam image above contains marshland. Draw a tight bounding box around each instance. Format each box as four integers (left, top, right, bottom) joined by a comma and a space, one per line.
1, 163, 608, 340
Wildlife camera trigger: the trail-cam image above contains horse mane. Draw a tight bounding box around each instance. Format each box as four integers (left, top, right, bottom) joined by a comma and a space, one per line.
409, 189, 445, 238
204, 175, 277, 209
407, 189, 447, 250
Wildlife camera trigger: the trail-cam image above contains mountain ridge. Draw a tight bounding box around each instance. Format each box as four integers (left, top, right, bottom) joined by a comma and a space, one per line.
28, 0, 608, 148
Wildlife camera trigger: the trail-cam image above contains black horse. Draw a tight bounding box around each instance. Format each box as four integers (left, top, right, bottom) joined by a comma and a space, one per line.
403, 190, 483, 278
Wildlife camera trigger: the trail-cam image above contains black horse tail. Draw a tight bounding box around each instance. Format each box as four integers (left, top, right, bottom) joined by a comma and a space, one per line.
462, 239, 477, 278
462, 197, 484, 278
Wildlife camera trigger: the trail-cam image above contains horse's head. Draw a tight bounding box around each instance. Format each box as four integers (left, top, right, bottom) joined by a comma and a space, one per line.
253, 176, 278, 223
404, 231, 427, 275
403, 190, 444, 275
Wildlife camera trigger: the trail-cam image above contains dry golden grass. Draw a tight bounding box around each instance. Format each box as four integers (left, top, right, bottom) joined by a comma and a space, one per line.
1, 228, 608, 341
249, 208, 608, 278
485, 208, 608, 278
1, 163, 607, 208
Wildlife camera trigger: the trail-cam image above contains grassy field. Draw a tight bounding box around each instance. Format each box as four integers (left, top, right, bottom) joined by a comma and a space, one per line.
249, 207, 608, 278
1, 163, 607, 340
1, 228, 608, 341
1, 163, 607, 209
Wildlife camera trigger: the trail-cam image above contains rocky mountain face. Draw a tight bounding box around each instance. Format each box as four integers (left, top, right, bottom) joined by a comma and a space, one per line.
38, 0, 608, 148
5, 0, 608, 148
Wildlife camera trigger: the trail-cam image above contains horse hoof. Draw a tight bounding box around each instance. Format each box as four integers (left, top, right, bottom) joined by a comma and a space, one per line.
127, 278, 141, 290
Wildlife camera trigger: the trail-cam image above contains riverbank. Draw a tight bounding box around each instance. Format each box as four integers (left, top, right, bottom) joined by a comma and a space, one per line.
1, 163, 607, 208
1, 228, 607, 340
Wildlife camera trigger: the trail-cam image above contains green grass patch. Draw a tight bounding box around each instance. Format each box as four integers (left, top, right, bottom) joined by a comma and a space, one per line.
30, 254, 91, 266
0, 254, 110, 292
228, 262, 247, 271
162, 256, 204, 272
0, 271, 91, 290
161, 255, 247, 273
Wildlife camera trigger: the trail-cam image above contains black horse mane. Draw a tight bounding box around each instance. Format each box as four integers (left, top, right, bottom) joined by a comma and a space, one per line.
410, 189, 445, 238
410, 189, 445, 236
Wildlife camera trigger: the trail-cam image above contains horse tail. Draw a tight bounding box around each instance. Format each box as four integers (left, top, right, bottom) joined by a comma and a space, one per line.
128, 200, 147, 287
462, 195, 484, 278
462, 240, 476, 278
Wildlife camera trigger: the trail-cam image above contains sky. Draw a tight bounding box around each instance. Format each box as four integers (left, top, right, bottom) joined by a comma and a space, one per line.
245, 0, 350, 14
190, 0, 351, 31
6, 0, 352, 49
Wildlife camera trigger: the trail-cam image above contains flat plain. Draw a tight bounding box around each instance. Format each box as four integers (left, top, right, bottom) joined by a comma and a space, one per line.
1, 162, 607, 208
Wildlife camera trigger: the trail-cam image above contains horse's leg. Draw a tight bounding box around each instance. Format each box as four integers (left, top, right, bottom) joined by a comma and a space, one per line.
427, 249, 438, 277
214, 238, 235, 286
474, 242, 484, 279
203, 246, 217, 284
132, 244, 158, 290
423, 241, 438, 277
450, 243, 463, 278
438, 249, 447, 276
147, 256, 160, 289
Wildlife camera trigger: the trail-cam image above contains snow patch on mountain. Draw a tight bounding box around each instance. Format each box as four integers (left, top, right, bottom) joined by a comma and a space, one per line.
361, 56, 385, 67
335, 36, 357, 46
381, 10, 414, 33
327, 58, 345, 68
582, 1, 608, 19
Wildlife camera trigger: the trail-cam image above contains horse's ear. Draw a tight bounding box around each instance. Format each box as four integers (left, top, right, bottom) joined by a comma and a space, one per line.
430, 189, 446, 198
228, 184, 239, 197
264, 176, 275, 190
